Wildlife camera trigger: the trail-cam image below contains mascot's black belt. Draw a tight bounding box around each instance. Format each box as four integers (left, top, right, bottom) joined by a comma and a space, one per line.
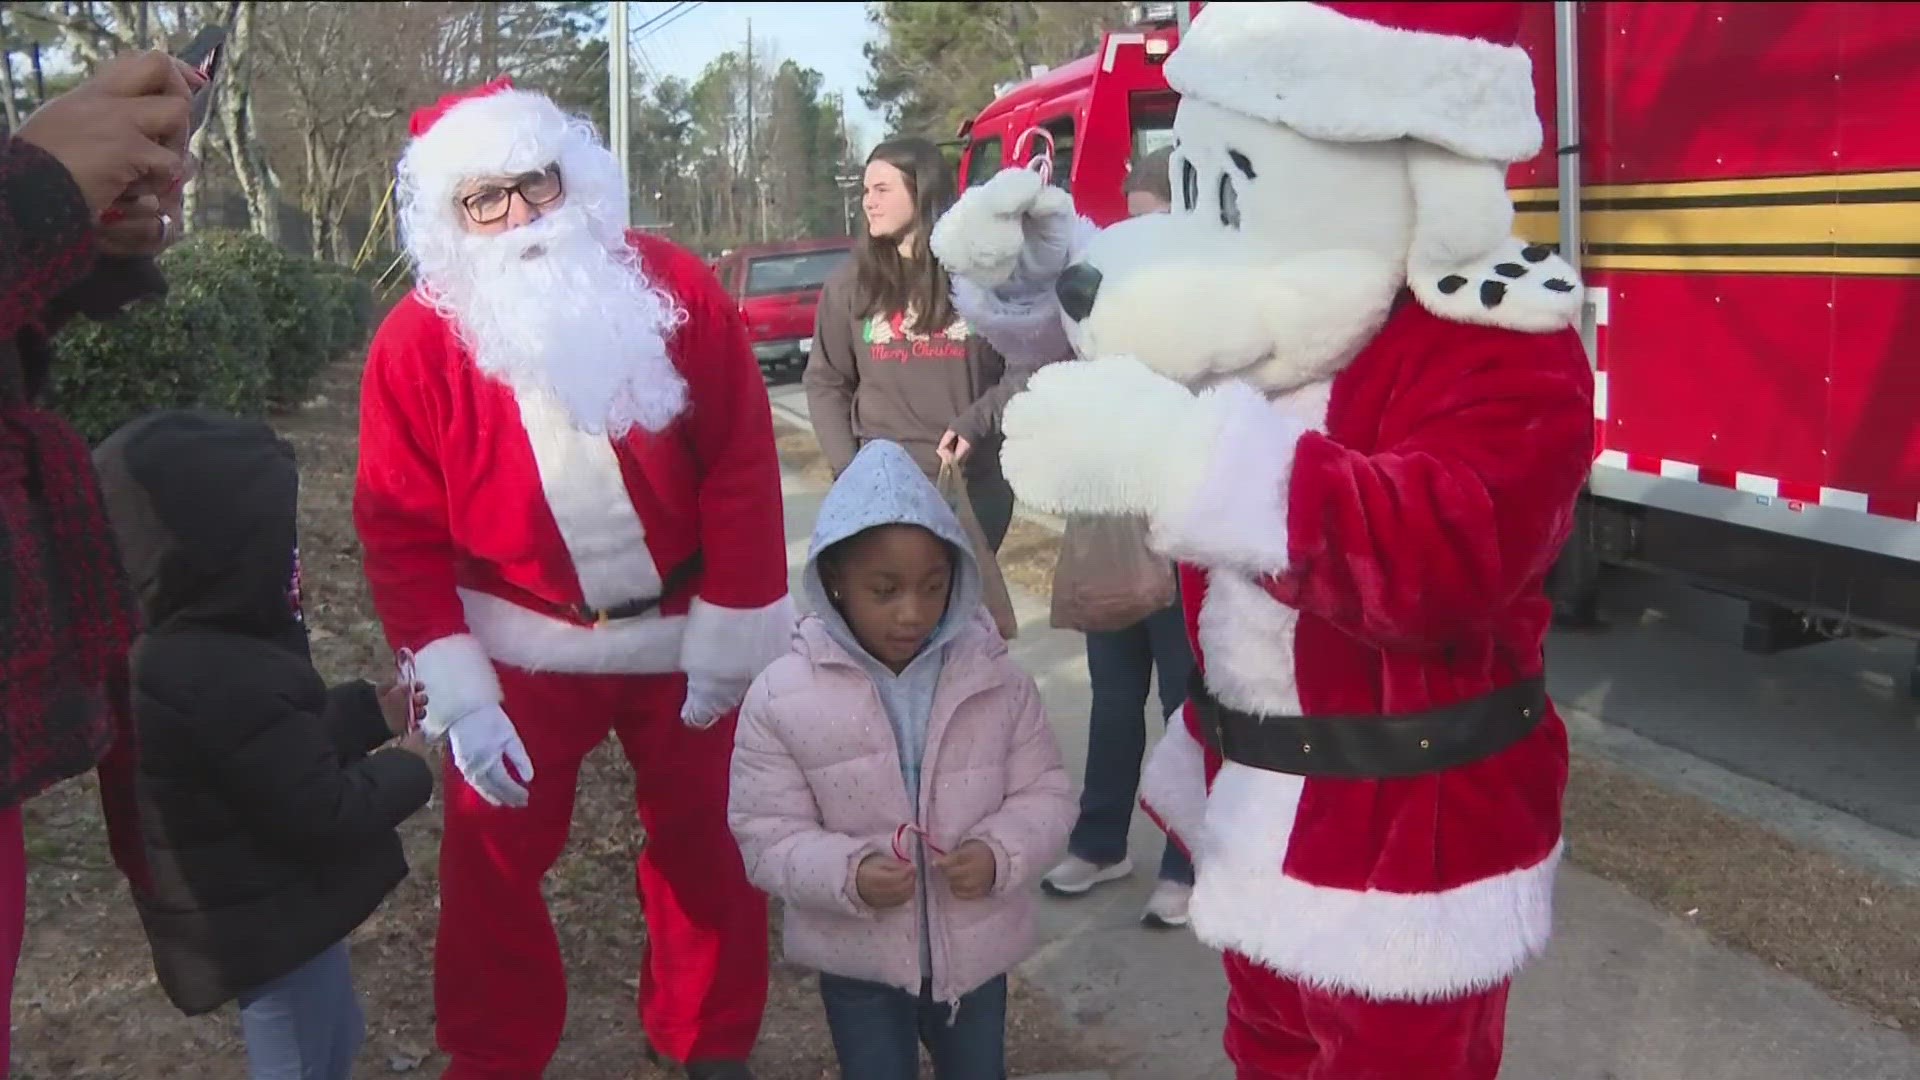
555, 552, 704, 626
1187, 671, 1548, 779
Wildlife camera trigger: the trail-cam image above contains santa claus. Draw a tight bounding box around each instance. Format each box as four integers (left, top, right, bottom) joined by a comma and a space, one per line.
932, 3, 1592, 1078
353, 79, 792, 1080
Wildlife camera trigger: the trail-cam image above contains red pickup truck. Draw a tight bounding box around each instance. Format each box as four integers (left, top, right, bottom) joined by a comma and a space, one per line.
710, 237, 856, 377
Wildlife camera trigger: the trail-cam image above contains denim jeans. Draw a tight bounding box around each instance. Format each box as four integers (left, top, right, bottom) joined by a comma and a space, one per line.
1068, 596, 1196, 884
818, 972, 1008, 1080
236, 940, 365, 1080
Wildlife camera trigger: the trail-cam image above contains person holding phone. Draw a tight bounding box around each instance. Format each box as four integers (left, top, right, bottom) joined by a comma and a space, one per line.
0, 48, 200, 1073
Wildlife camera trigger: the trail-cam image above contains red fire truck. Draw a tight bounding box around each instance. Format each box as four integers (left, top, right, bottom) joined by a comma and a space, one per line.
957, 1, 1920, 693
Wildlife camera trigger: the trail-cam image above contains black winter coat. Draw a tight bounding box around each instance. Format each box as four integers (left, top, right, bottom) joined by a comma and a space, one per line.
93, 410, 434, 1016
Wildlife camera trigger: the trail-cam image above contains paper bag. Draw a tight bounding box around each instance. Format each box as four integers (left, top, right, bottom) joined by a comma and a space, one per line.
936, 461, 1019, 639
1049, 514, 1177, 634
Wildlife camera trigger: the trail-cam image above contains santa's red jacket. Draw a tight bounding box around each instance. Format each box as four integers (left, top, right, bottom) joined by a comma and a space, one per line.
352, 231, 794, 721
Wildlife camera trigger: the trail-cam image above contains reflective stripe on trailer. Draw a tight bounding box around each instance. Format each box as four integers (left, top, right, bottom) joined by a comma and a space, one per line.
1591, 452, 1915, 521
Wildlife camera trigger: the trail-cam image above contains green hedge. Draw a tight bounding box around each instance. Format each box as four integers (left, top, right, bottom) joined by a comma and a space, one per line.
50, 231, 378, 443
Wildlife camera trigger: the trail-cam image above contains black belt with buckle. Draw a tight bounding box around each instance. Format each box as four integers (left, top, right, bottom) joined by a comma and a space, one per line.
1188, 670, 1548, 779
566, 552, 704, 626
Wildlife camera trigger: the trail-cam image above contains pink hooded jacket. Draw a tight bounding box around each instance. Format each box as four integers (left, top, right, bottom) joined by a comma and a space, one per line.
728, 606, 1074, 1007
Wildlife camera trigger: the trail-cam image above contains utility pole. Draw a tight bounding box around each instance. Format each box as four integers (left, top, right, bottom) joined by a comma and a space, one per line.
838, 91, 858, 237
608, 1, 631, 227
744, 18, 756, 242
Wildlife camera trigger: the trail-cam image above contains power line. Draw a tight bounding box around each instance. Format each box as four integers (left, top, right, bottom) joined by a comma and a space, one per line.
634, 1, 703, 45
631, 2, 690, 40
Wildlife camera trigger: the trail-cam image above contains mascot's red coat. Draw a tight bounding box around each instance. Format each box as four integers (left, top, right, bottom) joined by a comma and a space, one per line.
1142, 294, 1593, 1003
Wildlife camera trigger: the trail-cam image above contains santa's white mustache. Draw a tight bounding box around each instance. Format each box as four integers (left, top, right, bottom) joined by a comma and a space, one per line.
459, 207, 575, 263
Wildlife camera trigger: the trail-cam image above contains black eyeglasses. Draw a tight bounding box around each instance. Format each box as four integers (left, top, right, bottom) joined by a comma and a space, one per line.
461, 166, 565, 224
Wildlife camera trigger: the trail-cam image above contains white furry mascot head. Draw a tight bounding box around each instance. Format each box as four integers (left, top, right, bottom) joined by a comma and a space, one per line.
929, 0, 1584, 521
936, 1, 1581, 400
1083, 0, 1578, 392
397, 78, 688, 437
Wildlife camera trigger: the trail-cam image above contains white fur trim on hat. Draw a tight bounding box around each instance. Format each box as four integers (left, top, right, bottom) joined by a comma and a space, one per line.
400, 88, 598, 209
1165, 2, 1543, 164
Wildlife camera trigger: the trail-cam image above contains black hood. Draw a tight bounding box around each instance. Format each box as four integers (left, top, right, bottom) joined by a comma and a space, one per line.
94, 410, 307, 648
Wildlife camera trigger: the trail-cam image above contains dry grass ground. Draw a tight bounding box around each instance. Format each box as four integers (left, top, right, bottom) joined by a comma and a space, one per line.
9, 365, 1112, 1079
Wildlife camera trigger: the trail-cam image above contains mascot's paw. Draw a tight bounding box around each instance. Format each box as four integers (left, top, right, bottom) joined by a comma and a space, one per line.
931, 166, 1080, 290
1411, 237, 1584, 334
1002, 356, 1211, 518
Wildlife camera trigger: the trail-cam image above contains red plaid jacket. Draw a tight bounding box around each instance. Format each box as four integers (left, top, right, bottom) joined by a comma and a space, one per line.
1, 136, 151, 885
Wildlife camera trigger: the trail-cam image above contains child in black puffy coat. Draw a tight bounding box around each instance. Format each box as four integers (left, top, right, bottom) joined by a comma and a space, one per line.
94, 409, 436, 1080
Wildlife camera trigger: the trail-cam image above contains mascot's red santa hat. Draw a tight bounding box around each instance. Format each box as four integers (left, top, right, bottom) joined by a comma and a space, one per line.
933, 0, 1594, 1054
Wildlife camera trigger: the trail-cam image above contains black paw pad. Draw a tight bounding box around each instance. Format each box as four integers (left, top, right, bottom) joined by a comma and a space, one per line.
1494, 262, 1527, 279
1521, 245, 1553, 263
1437, 275, 1468, 295
1544, 278, 1576, 293
1480, 280, 1508, 308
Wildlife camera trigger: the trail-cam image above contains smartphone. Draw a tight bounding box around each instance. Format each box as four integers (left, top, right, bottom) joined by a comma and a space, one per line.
174, 25, 227, 134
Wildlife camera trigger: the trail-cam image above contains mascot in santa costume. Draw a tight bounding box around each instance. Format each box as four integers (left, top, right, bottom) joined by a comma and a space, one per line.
353, 79, 792, 1080
932, 3, 1593, 1077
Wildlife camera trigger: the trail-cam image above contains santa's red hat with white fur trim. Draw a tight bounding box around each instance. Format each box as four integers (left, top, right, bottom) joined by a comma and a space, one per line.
394, 77, 630, 273
1164, 1, 1542, 165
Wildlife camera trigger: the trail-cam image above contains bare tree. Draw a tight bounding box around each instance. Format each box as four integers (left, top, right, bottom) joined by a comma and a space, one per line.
0, 7, 21, 132
205, 0, 277, 238
255, 2, 426, 260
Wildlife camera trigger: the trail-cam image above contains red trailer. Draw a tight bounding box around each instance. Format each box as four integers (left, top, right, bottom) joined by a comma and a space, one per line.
959, 1, 1920, 692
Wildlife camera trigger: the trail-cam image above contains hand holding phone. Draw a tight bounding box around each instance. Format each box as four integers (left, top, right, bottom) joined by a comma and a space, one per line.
94, 25, 222, 232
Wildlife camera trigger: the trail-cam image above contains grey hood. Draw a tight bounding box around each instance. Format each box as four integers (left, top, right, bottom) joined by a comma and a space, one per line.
801, 440, 983, 665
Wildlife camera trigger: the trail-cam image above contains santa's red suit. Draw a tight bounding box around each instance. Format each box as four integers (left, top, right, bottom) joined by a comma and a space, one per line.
934, 3, 1593, 1077
354, 81, 792, 1078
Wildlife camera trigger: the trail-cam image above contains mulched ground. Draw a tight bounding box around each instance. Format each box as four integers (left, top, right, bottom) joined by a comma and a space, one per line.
774, 416, 1920, 1041
10, 362, 1112, 1079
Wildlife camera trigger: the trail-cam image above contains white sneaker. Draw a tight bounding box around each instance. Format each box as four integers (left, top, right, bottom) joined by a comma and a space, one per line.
1141, 880, 1192, 929
1041, 855, 1134, 897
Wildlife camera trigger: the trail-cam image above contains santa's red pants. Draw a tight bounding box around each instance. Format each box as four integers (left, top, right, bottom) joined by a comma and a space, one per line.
1223, 952, 1510, 1079
436, 667, 767, 1079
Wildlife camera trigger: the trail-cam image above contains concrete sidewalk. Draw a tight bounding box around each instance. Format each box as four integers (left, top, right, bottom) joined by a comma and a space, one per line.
770, 443, 1920, 1079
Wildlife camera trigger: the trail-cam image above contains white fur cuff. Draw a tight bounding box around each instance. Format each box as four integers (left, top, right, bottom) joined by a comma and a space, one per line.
1140, 711, 1210, 860
950, 276, 1071, 368
411, 633, 505, 738
1152, 381, 1304, 577
680, 595, 799, 683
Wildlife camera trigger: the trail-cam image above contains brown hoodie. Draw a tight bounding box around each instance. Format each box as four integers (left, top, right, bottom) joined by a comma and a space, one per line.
802, 261, 1048, 479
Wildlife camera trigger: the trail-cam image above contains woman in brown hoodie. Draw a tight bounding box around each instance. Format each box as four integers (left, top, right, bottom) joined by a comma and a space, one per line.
802, 137, 1048, 552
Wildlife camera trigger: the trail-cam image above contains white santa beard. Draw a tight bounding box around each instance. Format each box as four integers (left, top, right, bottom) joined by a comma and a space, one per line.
426, 205, 689, 437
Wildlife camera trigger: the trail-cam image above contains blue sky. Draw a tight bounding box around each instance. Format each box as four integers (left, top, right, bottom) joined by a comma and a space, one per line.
628, 1, 888, 151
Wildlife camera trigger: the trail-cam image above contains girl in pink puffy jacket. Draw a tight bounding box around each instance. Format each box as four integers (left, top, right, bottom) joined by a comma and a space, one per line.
728, 439, 1074, 1080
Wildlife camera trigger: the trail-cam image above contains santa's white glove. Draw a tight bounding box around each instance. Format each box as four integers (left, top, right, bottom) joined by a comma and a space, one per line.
445, 705, 534, 809
1002, 356, 1218, 519
930, 166, 1081, 294
681, 674, 750, 730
